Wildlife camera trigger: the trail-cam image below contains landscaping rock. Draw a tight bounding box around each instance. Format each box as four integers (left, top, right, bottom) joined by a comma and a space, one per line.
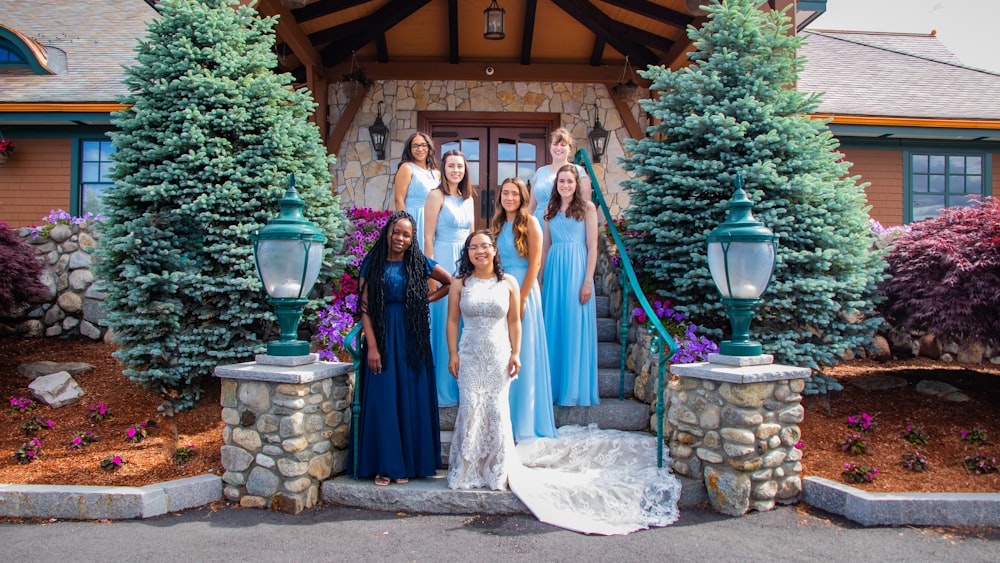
848, 374, 907, 392
18, 361, 95, 380
28, 371, 85, 407
917, 334, 942, 359
915, 379, 970, 402
870, 335, 892, 361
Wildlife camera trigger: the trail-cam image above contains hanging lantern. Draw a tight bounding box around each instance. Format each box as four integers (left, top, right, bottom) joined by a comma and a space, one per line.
484, 0, 505, 40
588, 107, 610, 163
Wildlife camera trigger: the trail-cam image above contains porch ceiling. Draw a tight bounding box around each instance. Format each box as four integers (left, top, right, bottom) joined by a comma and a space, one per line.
248, 0, 702, 83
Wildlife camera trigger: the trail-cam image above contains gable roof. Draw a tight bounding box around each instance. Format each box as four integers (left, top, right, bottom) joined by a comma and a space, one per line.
0, 0, 156, 103
798, 29, 1000, 121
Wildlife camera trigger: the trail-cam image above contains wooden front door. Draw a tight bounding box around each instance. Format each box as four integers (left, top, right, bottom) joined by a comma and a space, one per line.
420, 112, 561, 230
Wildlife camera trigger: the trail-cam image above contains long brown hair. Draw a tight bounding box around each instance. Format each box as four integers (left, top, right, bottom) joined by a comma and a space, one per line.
490, 177, 531, 257
439, 149, 472, 200
544, 164, 587, 221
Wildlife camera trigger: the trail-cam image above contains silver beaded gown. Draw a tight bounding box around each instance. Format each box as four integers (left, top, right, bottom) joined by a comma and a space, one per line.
447, 275, 518, 490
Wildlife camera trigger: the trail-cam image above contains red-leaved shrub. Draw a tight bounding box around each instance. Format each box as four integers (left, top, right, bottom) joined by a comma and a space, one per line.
878, 198, 1000, 346
0, 223, 50, 317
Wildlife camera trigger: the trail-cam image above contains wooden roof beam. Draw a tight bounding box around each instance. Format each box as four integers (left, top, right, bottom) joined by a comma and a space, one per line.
520, 0, 538, 65
317, 0, 432, 67
291, 0, 368, 23
612, 0, 693, 29
251, 0, 324, 76
550, 0, 658, 67
448, 0, 459, 64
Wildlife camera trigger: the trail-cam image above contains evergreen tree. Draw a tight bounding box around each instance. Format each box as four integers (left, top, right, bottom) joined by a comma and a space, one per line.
96, 0, 346, 410
620, 0, 884, 369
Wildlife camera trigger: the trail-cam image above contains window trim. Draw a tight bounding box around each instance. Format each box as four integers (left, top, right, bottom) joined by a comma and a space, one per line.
903, 149, 992, 223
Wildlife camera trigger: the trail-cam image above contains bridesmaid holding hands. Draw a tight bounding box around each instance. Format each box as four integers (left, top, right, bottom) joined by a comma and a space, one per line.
393, 132, 441, 247
540, 165, 599, 407
424, 149, 475, 407
491, 177, 558, 441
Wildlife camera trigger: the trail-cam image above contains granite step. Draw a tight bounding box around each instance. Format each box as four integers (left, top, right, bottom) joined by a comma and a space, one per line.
321, 470, 707, 515
598, 341, 623, 368
596, 317, 621, 342
554, 399, 649, 431
595, 295, 610, 318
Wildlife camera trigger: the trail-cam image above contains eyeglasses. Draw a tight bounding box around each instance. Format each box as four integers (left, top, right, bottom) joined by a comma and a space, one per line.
468, 243, 494, 251
410, 143, 430, 150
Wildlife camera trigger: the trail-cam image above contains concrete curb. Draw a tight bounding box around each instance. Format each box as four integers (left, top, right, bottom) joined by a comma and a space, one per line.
802, 476, 1000, 527
0, 474, 222, 520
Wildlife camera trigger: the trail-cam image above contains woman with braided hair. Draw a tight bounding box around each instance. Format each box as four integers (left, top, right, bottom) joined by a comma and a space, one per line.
350, 211, 452, 486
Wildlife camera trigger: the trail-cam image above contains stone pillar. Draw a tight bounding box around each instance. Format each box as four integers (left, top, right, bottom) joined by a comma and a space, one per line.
667, 354, 809, 516
214, 354, 353, 514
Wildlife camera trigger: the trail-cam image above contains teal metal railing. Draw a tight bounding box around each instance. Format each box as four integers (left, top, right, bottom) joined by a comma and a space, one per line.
345, 323, 363, 479
575, 149, 679, 468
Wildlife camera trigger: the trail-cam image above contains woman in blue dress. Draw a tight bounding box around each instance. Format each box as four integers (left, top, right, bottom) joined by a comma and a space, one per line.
424, 150, 474, 407
540, 165, 599, 406
491, 177, 558, 441
350, 211, 452, 486
393, 132, 440, 247
528, 128, 591, 230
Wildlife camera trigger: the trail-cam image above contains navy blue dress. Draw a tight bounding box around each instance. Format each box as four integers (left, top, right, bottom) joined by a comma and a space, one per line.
349, 256, 442, 480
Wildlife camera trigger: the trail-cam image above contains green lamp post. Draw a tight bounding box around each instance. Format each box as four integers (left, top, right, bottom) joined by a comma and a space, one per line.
706, 174, 779, 356
252, 174, 326, 356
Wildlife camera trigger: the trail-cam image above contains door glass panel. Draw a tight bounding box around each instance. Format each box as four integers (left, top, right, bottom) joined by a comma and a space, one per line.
929, 156, 945, 174
497, 162, 516, 182
498, 141, 516, 161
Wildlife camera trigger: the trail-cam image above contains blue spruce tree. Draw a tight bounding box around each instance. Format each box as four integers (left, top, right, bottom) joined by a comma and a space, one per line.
620, 0, 884, 371
97, 0, 346, 410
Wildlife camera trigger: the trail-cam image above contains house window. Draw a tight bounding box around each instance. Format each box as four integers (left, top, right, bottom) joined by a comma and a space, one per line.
0, 42, 27, 66
80, 140, 116, 216
908, 152, 986, 222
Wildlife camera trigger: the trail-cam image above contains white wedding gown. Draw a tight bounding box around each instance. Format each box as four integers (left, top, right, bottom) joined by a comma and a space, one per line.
447, 275, 682, 535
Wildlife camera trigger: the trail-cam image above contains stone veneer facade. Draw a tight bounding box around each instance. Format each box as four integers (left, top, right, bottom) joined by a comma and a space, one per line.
327, 80, 646, 216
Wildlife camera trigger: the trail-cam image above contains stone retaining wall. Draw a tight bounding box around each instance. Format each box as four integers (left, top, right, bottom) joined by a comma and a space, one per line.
2, 223, 109, 341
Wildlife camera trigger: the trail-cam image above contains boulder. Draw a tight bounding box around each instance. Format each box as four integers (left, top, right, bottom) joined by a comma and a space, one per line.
28, 371, 85, 407
917, 334, 942, 359
870, 335, 892, 361
18, 361, 95, 380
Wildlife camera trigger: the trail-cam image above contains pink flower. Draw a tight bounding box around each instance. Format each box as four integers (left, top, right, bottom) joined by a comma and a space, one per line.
112, 455, 122, 465
127, 428, 137, 438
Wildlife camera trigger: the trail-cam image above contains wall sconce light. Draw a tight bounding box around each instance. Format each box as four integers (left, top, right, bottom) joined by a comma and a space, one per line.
484, 0, 505, 40
369, 101, 389, 160
588, 106, 610, 163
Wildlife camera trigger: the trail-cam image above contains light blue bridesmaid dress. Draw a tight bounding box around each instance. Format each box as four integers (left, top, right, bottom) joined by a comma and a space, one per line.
541, 212, 599, 407
530, 164, 586, 229
402, 163, 438, 250
428, 193, 474, 407
497, 222, 558, 441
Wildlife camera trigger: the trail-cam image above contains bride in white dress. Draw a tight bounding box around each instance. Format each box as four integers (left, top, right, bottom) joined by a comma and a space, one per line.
446, 231, 682, 534
446, 230, 521, 491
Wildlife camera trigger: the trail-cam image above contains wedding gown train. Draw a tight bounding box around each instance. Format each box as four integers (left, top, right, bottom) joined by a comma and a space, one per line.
509, 424, 682, 535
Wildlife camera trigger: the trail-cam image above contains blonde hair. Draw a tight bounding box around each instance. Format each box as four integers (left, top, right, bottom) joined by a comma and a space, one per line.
490, 177, 531, 257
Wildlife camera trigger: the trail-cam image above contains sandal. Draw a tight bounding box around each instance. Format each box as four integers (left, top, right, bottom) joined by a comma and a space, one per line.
394, 478, 409, 485
374, 476, 390, 486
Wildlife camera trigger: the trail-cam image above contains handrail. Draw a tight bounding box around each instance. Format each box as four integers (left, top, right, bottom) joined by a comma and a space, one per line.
574, 149, 679, 469
344, 323, 363, 479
